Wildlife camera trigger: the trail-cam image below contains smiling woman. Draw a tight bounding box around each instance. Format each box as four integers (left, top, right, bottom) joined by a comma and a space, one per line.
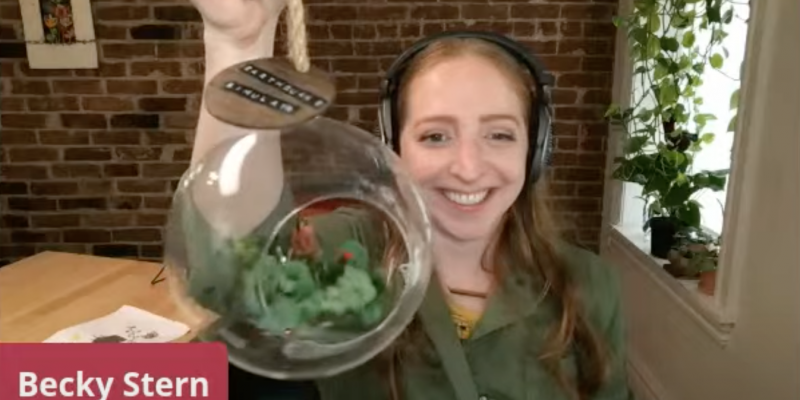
395, 39, 531, 247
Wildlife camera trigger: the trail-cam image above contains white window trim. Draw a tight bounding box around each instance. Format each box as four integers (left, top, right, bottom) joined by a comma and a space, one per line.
601, 0, 768, 344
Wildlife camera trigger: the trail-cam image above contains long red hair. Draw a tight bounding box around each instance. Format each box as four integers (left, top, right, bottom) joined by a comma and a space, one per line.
382, 37, 611, 400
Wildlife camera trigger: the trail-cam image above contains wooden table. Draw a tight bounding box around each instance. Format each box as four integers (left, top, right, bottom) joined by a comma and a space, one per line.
0, 251, 212, 343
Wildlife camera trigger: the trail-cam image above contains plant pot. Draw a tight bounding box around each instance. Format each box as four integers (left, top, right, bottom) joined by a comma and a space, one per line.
698, 270, 717, 296
664, 250, 693, 278
649, 216, 677, 259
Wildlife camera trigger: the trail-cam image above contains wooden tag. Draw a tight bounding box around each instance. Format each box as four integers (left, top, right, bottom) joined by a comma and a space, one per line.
204, 58, 336, 130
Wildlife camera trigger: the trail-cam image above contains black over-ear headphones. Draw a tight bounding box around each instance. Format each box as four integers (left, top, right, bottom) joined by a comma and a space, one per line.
378, 30, 556, 184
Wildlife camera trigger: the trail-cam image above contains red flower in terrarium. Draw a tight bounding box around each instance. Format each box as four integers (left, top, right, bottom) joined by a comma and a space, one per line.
341, 252, 353, 262
54, 4, 70, 19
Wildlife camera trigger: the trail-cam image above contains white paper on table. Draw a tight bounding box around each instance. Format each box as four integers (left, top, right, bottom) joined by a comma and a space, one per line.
43, 305, 190, 343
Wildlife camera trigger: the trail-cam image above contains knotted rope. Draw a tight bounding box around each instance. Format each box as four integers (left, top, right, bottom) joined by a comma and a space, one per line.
286, 0, 310, 73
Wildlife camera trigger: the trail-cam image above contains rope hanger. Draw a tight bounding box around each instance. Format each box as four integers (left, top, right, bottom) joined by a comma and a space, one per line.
287, 0, 310, 73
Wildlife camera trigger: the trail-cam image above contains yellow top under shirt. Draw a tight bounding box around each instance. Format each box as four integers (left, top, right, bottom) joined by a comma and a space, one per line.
448, 302, 482, 340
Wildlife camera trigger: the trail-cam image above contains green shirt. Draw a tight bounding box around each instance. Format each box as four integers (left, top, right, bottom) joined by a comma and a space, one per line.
306, 208, 634, 400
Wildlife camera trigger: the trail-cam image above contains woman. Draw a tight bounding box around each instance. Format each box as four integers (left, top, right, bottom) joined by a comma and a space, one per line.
189, 1, 633, 399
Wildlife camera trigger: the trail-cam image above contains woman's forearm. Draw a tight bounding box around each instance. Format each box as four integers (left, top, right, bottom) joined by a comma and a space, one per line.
192, 18, 282, 166
190, 18, 288, 239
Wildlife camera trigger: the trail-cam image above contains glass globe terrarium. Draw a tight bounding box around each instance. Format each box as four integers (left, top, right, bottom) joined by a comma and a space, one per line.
163, 116, 433, 380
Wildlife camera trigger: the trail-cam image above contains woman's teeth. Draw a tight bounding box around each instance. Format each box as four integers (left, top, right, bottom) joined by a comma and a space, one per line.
444, 190, 489, 206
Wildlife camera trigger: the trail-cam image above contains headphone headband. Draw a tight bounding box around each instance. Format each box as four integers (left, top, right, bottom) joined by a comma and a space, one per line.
378, 30, 555, 184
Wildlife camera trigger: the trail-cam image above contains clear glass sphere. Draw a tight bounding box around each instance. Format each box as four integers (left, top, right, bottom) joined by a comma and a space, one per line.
163, 117, 432, 380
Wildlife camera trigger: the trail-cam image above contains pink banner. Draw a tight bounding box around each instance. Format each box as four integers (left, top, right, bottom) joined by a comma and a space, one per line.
0, 343, 228, 399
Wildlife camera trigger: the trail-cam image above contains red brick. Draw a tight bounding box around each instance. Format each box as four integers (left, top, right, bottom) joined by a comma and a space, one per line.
558, 73, 610, 88
138, 97, 186, 112
11, 79, 50, 94
1, 114, 49, 128
551, 89, 579, 105
582, 57, 614, 72
92, 131, 141, 145
2, 215, 29, 228
83, 214, 134, 228
8, 148, 58, 162
410, 5, 458, 20
74, 62, 127, 77
103, 44, 156, 59
30, 182, 79, 196
541, 56, 582, 72
107, 80, 158, 95
1, 97, 24, 111
51, 164, 102, 178
11, 230, 61, 243
64, 147, 112, 161
161, 79, 202, 94
559, 39, 613, 56
104, 164, 140, 177
156, 43, 203, 58
308, 5, 359, 22
462, 4, 508, 20
117, 179, 167, 193
112, 228, 161, 242
561, 4, 616, 20
52, 79, 103, 94
554, 167, 603, 182
95, 24, 127, 40
63, 229, 111, 243
59, 198, 108, 210
96, 5, 149, 20
60, 114, 108, 129
555, 106, 604, 121
39, 131, 90, 145
583, 89, 612, 105
2, 130, 37, 144
82, 97, 135, 112
8, 197, 57, 211
143, 196, 171, 209
2, 165, 48, 180
510, 4, 560, 19
27, 97, 80, 111
0, 182, 28, 195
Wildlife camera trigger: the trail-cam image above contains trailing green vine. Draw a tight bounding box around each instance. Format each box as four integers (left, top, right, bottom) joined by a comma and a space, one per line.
606, 0, 745, 230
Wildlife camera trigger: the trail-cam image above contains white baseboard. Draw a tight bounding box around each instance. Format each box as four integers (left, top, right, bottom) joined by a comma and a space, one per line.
627, 352, 669, 400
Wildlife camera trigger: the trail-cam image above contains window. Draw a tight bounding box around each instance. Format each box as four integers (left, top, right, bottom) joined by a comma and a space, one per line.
688, 2, 750, 235
617, 1, 751, 236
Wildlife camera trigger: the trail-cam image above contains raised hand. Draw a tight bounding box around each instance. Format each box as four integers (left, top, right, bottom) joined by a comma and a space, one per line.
190, 0, 288, 52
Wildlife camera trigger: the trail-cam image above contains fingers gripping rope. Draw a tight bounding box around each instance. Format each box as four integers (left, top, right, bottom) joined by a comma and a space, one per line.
287, 0, 310, 73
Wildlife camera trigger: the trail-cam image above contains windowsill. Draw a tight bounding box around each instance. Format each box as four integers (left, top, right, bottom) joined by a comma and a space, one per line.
608, 224, 735, 346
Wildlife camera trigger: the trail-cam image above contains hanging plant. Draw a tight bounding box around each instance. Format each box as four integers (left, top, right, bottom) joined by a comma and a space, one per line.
605, 0, 745, 256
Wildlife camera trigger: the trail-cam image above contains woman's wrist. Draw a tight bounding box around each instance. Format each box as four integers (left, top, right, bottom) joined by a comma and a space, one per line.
202, 19, 281, 84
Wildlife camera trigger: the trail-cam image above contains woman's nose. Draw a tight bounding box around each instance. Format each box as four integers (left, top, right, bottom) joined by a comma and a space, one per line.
448, 138, 486, 182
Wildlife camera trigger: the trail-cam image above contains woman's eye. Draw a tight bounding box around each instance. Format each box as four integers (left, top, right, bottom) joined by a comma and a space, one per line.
420, 132, 448, 143
489, 131, 516, 141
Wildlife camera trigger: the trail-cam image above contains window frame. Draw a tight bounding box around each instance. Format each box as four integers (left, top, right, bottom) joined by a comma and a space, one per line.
601, 0, 763, 343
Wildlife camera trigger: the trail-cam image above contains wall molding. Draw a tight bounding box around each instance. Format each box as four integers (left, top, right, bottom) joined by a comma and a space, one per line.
607, 227, 733, 345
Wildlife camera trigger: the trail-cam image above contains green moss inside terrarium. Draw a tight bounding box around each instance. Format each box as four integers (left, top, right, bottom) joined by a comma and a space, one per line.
190, 235, 389, 335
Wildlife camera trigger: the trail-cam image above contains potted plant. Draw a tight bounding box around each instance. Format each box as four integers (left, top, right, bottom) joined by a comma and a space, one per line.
605, 0, 738, 258
664, 226, 720, 294
664, 226, 716, 270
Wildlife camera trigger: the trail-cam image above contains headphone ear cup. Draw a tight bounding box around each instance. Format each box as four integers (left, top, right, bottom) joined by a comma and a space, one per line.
529, 106, 553, 184
542, 124, 554, 168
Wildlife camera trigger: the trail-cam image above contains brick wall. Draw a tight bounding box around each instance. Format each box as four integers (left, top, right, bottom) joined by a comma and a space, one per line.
0, 0, 617, 265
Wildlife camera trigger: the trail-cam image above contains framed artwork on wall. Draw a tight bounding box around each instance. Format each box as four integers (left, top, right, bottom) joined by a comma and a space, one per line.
19, 0, 98, 69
